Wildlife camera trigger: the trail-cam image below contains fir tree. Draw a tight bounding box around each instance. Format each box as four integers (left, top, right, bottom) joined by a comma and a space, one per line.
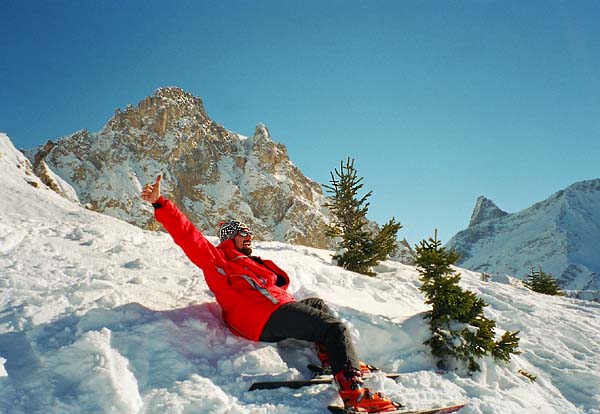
415, 231, 521, 373
324, 158, 402, 276
524, 266, 564, 296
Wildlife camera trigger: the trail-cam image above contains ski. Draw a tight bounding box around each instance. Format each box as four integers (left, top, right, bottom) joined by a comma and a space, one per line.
308, 364, 447, 377
249, 364, 450, 391
249, 371, 401, 391
327, 403, 466, 414
307, 363, 380, 376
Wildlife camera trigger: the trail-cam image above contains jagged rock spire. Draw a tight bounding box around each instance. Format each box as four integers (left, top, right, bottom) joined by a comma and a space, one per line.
468, 196, 508, 227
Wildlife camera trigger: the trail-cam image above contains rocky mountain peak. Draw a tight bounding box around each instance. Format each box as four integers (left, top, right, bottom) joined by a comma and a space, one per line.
564, 179, 600, 200
468, 196, 508, 227
447, 181, 600, 294
249, 123, 290, 173
104, 87, 211, 138
28, 88, 332, 249
253, 123, 271, 141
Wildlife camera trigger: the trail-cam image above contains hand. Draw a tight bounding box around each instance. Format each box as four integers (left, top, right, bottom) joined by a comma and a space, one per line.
141, 175, 162, 204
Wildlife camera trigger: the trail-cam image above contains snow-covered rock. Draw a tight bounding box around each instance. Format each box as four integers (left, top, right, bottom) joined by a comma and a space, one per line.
25, 87, 331, 249
447, 181, 600, 295
468, 196, 509, 228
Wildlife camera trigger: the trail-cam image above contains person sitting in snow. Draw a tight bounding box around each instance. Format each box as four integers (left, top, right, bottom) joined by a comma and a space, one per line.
141, 175, 399, 413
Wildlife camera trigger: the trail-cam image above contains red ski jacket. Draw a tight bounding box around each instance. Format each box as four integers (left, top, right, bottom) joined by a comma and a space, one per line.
154, 197, 295, 340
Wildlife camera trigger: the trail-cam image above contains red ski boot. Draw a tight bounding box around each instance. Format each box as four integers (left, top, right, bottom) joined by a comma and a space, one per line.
315, 344, 372, 374
316, 343, 331, 368
334, 367, 399, 413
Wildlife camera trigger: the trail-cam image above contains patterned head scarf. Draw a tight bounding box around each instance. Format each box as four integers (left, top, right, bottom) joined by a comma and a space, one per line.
218, 220, 251, 242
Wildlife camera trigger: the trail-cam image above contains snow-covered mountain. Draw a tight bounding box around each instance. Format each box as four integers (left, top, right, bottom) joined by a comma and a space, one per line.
26, 87, 331, 248
446, 181, 600, 295
2, 132, 600, 414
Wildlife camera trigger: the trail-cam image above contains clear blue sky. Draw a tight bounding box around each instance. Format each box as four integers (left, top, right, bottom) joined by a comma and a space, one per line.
2, 0, 599, 245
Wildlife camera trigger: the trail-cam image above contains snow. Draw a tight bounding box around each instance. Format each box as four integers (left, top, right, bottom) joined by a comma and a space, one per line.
447, 182, 600, 292
1, 131, 600, 413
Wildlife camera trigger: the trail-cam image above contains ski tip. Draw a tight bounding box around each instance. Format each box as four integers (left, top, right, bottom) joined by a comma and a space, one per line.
438, 403, 467, 413
328, 402, 466, 414
419, 403, 467, 414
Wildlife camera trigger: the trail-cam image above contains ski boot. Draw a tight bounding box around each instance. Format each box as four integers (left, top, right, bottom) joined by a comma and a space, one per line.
334, 367, 400, 413
315, 344, 373, 375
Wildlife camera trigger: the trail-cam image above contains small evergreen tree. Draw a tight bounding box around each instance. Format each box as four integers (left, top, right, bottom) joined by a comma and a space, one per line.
324, 158, 402, 276
416, 231, 521, 373
524, 266, 564, 296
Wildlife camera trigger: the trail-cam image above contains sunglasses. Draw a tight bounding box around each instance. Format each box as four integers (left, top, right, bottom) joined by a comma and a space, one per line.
238, 230, 252, 237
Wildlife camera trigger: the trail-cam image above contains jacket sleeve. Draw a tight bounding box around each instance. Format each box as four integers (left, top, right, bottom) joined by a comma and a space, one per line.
262, 259, 291, 290
153, 197, 226, 272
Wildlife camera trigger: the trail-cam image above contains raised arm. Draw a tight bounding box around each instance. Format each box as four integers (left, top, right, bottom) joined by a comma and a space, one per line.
141, 175, 226, 271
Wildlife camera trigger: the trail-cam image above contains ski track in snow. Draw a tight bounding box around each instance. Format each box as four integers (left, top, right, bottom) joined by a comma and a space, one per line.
1, 133, 600, 414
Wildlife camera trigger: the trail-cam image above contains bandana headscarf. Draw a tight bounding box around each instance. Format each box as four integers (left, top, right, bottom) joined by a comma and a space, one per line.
218, 220, 251, 242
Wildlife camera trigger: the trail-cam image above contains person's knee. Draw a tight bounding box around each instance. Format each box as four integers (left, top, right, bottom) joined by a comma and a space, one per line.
311, 298, 327, 310
324, 321, 349, 342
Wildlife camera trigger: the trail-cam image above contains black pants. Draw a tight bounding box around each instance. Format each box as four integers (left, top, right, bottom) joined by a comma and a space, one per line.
259, 297, 359, 374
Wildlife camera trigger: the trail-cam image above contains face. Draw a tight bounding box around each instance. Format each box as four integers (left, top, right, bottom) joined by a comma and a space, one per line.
233, 229, 253, 255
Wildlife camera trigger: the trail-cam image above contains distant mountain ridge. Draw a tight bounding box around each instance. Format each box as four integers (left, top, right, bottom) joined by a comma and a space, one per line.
26, 87, 331, 248
447, 180, 600, 294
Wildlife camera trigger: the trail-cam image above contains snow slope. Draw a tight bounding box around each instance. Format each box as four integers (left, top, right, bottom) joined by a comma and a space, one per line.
1, 132, 599, 414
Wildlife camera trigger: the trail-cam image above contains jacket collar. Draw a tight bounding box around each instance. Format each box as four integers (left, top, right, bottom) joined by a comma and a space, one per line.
218, 238, 248, 261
